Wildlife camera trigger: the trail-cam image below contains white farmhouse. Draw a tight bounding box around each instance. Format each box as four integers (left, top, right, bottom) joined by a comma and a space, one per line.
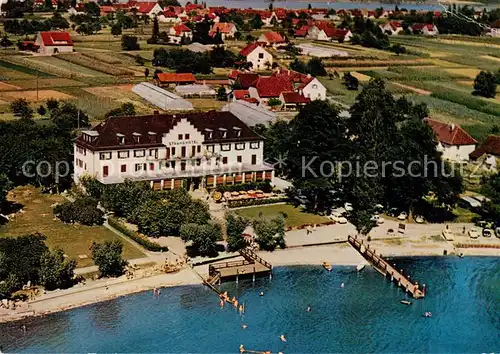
470, 135, 500, 169
239, 43, 273, 71
424, 118, 477, 162
35, 31, 73, 55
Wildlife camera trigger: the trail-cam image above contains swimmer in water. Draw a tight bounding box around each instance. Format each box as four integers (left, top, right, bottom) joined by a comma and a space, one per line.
341, 283, 345, 288
280, 334, 287, 342
239, 344, 245, 353
239, 304, 243, 314
242, 324, 247, 329
306, 306, 311, 312
219, 299, 224, 308
260, 292, 264, 296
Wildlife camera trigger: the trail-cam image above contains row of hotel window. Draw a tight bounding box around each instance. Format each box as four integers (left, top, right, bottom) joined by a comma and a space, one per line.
97, 142, 261, 161
100, 155, 258, 177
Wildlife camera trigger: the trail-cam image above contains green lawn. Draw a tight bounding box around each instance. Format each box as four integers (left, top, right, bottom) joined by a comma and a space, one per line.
0, 186, 145, 267
235, 204, 330, 228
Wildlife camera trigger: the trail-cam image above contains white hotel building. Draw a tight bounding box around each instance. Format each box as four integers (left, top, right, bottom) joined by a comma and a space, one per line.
74, 111, 274, 190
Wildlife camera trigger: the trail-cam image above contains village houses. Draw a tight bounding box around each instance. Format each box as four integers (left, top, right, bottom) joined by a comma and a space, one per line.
239, 43, 273, 71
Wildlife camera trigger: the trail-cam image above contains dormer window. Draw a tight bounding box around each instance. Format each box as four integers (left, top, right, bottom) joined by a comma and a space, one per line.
117, 133, 125, 145
133, 132, 141, 143
233, 126, 242, 138
219, 127, 227, 138
148, 131, 157, 143
205, 128, 213, 139
82, 130, 99, 143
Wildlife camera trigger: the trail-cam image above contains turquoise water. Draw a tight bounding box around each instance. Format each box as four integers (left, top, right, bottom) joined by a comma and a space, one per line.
0, 257, 499, 353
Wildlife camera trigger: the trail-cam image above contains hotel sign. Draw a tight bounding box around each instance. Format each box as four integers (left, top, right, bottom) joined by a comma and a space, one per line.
168, 140, 199, 146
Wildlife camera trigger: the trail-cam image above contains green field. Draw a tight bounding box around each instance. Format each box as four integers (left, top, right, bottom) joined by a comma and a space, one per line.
235, 204, 331, 228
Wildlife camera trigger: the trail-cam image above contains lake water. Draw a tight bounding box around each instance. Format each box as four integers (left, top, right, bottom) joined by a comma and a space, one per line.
0, 257, 499, 353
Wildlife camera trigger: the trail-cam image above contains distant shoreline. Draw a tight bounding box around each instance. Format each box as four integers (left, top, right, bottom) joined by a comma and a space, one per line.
0, 243, 498, 325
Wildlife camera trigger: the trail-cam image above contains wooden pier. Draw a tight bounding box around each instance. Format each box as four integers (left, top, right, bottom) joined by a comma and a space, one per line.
348, 235, 425, 299
206, 248, 272, 286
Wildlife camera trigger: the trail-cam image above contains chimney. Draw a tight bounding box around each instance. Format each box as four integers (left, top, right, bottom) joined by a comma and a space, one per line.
450, 123, 456, 132
307, 73, 311, 78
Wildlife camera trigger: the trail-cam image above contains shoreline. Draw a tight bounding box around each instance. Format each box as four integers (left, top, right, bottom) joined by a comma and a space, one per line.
0, 243, 498, 324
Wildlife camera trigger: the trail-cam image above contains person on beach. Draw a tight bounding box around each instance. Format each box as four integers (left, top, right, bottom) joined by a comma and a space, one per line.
234, 299, 239, 308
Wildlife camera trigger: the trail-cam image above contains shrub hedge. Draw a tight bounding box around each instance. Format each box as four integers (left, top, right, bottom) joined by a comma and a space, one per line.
228, 197, 288, 208
215, 181, 273, 193
107, 216, 169, 252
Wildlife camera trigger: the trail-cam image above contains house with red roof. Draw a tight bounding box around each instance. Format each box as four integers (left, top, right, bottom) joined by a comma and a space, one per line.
259, 11, 280, 26
34, 0, 57, 9
279, 91, 310, 110
469, 135, 500, 169
410, 23, 439, 36
209, 22, 237, 40
155, 73, 196, 87
135, 2, 163, 18
169, 23, 192, 43
257, 31, 286, 47
35, 31, 73, 55
379, 21, 404, 35
273, 69, 327, 100
248, 76, 294, 105
159, 9, 181, 23
424, 118, 477, 162
100, 6, 116, 16
239, 43, 273, 70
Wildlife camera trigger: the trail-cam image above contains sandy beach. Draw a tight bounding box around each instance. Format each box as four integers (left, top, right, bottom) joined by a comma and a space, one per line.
1, 220, 499, 324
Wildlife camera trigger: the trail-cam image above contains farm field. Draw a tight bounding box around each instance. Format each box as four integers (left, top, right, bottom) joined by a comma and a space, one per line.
0, 186, 146, 268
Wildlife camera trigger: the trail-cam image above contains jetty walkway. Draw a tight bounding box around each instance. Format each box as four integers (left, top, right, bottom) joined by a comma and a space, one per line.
206, 248, 272, 286
348, 235, 425, 299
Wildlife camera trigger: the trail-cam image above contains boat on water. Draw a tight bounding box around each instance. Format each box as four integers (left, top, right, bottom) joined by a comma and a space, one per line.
356, 263, 366, 272
400, 300, 412, 305
322, 261, 332, 272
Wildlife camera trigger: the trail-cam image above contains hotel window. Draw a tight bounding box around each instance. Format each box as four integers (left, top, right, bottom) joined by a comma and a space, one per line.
181, 146, 186, 157
237, 155, 242, 163
207, 145, 214, 153
221, 144, 231, 151
197, 145, 201, 153
235, 143, 245, 150
118, 136, 125, 145
178, 134, 183, 140
196, 159, 201, 166
185, 134, 190, 139
181, 162, 186, 171
149, 149, 158, 157
191, 146, 196, 157
251, 155, 257, 165
118, 151, 129, 159
99, 152, 111, 160
134, 149, 145, 157
149, 162, 155, 171
103, 166, 109, 177
250, 142, 260, 149
222, 157, 228, 164
171, 161, 176, 169
135, 163, 145, 172
121, 165, 127, 173
171, 147, 176, 156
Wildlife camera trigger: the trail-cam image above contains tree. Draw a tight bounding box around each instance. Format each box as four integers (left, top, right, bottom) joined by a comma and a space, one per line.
180, 222, 221, 256
39, 248, 76, 290
105, 102, 136, 118
121, 35, 140, 50
0, 35, 14, 49
84, 2, 100, 17
306, 57, 326, 76
90, 240, 128, 277
37, 105, 46, 116
53, 197, 104, 226
285, 101, 351, 213
10, 98, 33, 119
46, 98, 59, 111
252, 214, 285, 251
151, 16, 159, 42
226, 212, 248, 252
290, 58, 307, 74
267, 98, 282, 108
111, 23, 122, 36
135, 55, 145, 66
250, 14, 264, 29
472, 71, 497, 98
0, 174, 12, 213
216, 86, 227, 101
342, 72, 359, 90
50, 102, 89, 130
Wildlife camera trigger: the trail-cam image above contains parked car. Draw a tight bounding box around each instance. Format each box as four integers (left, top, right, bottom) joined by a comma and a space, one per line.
397, 212, 408, 220
371, 215, 385, 224
482, 228, 493, 238
344, 202, 353, 212
495, 227, 500, 239
468, 227, 480, 239
442, 228, 455, 241
330, 211, 347, 224
414, 215, 425, 224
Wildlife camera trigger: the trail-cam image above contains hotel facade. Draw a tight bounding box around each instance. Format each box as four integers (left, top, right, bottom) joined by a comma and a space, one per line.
74, 111, 274, 190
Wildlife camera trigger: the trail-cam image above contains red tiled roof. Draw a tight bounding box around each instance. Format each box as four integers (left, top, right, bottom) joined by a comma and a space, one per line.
412, 23, 436, 31
243, 97, 259, 104
228, 70, 240, 80
172, 24, 191, 36
163, 10, 177, 17
470, 135, 500, 159
281, 91, 310, 104
255, 76, 294, 98
272, 69, 314, 89
136, 2, 159, 14
262, 31, 285, 44
233, 89, 250, 100
156, 73, 196, 83
235, 73, 260, 89
39, 31, 73, 46
239, 43, 261, 57
294, 26, 308, 37
100, 6, 116, 13
424, 118, 477, 146
209, 22, 235, 35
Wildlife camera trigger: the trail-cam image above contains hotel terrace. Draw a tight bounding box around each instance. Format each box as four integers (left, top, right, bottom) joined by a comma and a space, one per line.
74, 111, 274, 190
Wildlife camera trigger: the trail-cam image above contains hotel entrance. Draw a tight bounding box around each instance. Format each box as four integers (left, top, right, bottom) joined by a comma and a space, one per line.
187, 177, 202, 191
